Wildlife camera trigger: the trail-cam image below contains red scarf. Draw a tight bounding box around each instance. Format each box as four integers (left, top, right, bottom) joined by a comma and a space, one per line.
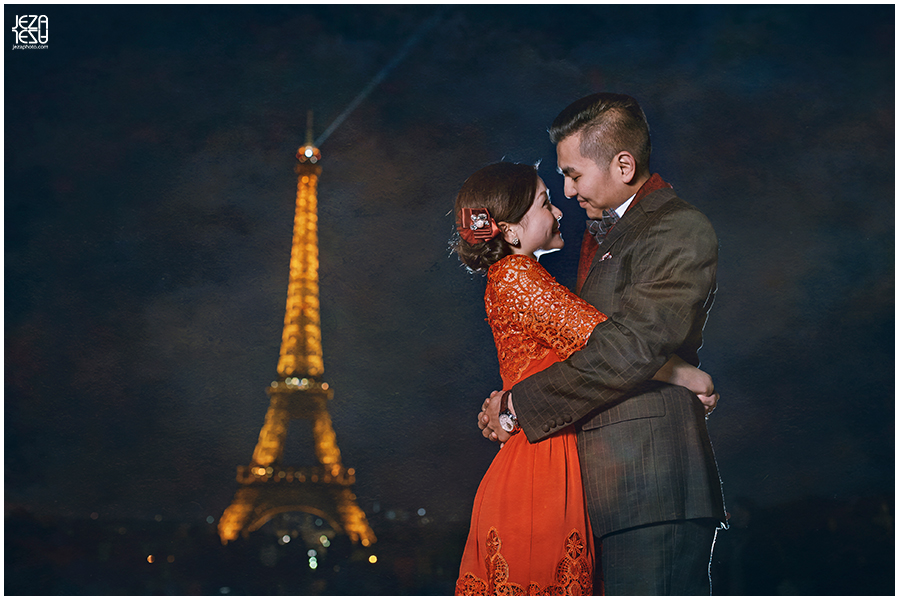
575, 174, 672, 295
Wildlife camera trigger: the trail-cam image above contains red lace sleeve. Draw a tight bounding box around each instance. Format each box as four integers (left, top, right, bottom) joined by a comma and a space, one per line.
485, 255, 608, 384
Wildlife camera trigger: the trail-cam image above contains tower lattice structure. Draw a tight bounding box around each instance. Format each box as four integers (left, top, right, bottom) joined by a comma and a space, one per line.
218, 120, 375, 548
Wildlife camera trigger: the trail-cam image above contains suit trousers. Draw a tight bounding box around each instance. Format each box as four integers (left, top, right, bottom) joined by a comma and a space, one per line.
598, 519, 719, 595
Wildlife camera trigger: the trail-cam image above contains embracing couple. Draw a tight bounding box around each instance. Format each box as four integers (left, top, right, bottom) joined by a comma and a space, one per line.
451, 93, 727, 596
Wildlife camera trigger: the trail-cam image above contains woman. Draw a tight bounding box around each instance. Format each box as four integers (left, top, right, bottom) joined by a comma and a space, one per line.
451, 162, 715, 595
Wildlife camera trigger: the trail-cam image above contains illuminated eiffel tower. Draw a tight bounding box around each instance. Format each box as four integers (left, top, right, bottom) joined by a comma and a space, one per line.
218, 114, 375, 547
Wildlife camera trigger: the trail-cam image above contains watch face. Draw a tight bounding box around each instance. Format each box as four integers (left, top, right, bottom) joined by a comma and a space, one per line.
499, 413, 515, 432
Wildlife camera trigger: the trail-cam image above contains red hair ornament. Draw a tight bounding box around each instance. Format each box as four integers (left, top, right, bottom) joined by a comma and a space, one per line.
458, 207, 501, 245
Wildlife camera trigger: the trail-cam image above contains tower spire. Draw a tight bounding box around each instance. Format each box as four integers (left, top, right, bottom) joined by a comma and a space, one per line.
305, 110, 314, 147
277, 114, 323, 378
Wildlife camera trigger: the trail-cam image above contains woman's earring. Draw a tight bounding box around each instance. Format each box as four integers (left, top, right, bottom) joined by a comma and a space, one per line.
503, 226, 519, 247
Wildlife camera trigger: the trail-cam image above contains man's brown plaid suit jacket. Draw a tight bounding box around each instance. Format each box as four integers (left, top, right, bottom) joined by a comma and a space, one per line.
512, 185, 727, 538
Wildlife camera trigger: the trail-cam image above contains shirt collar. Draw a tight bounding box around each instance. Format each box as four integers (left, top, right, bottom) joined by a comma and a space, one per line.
614, 193, 637, 218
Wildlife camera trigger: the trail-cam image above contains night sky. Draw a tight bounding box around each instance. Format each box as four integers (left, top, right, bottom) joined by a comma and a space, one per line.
5, 3, 894, 542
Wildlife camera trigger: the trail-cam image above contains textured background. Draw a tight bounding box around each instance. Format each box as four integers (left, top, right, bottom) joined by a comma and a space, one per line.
5, 4, 894, 593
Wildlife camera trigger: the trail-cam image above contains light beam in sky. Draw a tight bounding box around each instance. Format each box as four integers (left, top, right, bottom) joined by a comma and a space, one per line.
314, 8, 447, 148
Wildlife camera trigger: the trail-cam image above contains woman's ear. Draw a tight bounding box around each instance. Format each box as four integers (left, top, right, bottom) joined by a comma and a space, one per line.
499, 222, 520, 247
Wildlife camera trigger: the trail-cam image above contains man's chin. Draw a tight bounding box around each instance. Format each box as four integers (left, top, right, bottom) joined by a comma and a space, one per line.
579, 200, 600, 216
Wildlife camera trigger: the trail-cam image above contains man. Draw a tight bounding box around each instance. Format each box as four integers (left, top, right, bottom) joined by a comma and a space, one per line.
480, 93, 726, 595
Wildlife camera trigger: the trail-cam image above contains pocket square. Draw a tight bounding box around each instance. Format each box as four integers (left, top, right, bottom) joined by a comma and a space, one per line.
599, 252, 613, 261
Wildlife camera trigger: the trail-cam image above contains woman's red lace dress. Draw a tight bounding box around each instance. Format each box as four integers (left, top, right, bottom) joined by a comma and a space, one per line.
455, 254, 607, 596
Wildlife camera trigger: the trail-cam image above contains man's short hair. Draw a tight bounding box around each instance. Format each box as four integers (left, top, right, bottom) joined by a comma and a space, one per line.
549, 93, 651, 173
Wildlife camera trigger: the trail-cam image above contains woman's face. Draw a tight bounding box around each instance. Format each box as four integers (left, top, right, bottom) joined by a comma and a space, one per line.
510, 178, 564, 257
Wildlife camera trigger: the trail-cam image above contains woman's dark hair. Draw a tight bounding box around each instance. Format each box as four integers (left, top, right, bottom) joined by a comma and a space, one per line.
451, 162, 538, 274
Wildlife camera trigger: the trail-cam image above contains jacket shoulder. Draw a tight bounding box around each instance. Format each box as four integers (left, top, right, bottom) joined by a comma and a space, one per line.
641, 190, 716, 235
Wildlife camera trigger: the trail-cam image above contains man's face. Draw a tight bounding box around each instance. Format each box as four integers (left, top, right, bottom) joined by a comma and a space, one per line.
556, 134, 621, 219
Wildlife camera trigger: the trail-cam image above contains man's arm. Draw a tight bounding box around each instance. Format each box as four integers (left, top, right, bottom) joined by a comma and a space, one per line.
479, 358, 720, 442
512, 204, 718, 443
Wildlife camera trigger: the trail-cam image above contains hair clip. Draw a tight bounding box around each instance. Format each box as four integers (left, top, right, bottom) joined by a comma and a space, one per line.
458, 207, 501, 244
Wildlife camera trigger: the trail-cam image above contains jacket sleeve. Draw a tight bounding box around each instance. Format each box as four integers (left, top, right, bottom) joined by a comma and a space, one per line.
511, 204, 718, 443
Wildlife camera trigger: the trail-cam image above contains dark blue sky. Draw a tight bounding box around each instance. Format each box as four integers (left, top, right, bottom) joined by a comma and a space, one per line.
5, 5, 894, 529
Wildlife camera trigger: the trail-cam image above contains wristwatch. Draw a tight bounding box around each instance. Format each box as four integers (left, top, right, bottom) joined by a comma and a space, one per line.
498, 391, 518, 433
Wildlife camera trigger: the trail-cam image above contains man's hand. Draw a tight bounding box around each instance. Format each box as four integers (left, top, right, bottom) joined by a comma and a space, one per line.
477, 389, 513, 444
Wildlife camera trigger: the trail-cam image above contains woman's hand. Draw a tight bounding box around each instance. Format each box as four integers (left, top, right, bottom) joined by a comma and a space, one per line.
653, 355, 719, 415
697, 391, 719, 416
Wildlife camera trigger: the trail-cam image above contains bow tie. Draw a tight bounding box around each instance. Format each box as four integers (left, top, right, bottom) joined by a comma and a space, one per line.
587, 209, 620, 243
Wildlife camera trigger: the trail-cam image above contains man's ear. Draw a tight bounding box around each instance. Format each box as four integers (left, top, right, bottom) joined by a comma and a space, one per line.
614, 151, 637, 184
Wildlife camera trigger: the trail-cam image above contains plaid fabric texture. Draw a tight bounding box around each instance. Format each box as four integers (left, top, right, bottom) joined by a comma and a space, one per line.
600, 519, 718, 595
587, 209, 620, 242
512, 186, 726, 538
576, 174, 672, 295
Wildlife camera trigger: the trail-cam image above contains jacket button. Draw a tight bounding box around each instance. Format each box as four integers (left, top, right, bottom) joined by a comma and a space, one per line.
563, 415, 572, 423
542, 423, 551, 433
548, 419, 557, 428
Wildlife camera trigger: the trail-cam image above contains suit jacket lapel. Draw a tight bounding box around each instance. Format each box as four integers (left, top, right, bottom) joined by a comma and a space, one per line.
581, 188, 679, 290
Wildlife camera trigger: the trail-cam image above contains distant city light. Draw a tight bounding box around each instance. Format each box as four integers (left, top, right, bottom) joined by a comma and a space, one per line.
307, 549, 317, 557
90, 512, 99, 520
417, 508, 426, 516
219, 587, 231, 595
167, 555, 175, 563
146, 555, 155, 563
368, 555, 378, 564
282, 535, 291, 543
206, 516, 215, 524
154, 514, 163, 522
309, 557, 318, 570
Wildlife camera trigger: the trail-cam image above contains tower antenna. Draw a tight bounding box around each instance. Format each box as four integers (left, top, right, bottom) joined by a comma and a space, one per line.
305, 110, 314, 147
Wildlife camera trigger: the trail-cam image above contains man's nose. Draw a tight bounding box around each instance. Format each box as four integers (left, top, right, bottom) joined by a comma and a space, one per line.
563, 178, 577, 198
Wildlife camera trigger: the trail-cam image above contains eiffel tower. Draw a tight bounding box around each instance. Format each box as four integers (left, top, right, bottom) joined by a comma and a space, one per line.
218, 114, 375, 548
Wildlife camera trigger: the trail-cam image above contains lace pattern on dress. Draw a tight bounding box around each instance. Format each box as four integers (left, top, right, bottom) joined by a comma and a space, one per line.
485, 255, 607, 384
455, 527, 593, 595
